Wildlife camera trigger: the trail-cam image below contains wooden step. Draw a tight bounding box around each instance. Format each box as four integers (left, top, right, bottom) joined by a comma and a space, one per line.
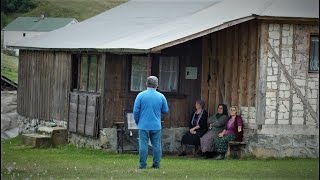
37, 126, 68, 146
22, 133, 52, 148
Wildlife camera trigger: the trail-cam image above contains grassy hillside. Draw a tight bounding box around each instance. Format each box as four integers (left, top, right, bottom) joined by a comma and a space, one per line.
1, 53, 19, 83
22, 0, 127, 21
3, 0, 127, 24
1, 0, 127, 83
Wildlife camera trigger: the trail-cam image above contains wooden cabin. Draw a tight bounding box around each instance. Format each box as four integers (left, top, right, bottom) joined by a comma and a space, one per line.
12, 0, 319, 157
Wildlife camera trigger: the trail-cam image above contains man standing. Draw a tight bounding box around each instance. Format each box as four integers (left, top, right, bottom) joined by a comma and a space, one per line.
133, 76, 169, 169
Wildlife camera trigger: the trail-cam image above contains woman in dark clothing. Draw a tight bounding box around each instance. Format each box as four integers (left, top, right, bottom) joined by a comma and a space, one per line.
200, 104, 228, 159
214, 106, 243, 160
178, 99, 208, 156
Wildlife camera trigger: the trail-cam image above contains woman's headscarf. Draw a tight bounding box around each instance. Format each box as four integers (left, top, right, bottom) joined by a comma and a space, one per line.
216, 104, 228, 119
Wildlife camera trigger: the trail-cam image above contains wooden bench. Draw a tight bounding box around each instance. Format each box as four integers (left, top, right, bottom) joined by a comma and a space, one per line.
226, 141, 247, 158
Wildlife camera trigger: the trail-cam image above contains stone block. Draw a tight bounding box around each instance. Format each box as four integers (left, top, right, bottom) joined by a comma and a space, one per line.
282, 37, 288, 44
267, 75, 277, 82
279, 105, 288, 113
280, 83, 288, 91
265, 119, 275, 124
22, 133, 52, 148
252, 147, 279, 158
287, 37, 293, 45
266, 91, 276, 98
269, 31, 280, 39
292, 104, 304, 111
273, 24, 280, 31
274, 40, 280, 47
292, 117, 304, 125
278, 120, 289, 125
268, 24, 274, 31
292, 94, 301, 104
282, 24, 290, 30
271, 82, 278, 89
267, 82, 272, 89
308, 82, 316, 89
267, 68, 273, 76
311, 90, 318, 98
249, 119, 256, 124
272, 61, 278, 67
295, 79, 306, 86
284, 91, 291, 98
38, 126, 68, 146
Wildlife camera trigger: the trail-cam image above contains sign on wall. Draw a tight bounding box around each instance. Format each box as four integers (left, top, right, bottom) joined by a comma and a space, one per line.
185, 67, 197, 79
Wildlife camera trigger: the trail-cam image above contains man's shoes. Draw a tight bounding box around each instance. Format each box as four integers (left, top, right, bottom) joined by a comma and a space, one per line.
151, 164, 159, 169
215, 153, 225, 160
178, 151, 187, 156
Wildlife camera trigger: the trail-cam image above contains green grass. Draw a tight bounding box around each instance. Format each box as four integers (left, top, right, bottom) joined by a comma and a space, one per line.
1, 137, 319, 180
1, 53, 18, 83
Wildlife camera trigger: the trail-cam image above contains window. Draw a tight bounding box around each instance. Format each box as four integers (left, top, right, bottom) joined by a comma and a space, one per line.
72, 54, 101, 92
130, 55, 179, 93
130, 56, 151, 91
309, 35, 319, 72
158, 56, 179, 92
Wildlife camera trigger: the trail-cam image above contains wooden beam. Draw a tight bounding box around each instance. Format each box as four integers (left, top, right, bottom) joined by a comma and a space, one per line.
268, 43, 318, 126
255, 23, 268, 125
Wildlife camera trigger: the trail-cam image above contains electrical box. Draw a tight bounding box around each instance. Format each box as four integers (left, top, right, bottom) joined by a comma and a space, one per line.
185, 67, 197, 79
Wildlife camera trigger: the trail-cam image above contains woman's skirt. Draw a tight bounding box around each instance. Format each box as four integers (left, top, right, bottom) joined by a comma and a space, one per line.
181, 130, 206, 146
200, 130, 215, 152
214, 134, 236, 154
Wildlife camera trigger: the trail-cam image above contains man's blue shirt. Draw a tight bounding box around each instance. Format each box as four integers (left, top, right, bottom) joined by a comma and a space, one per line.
133, 88, 169, 130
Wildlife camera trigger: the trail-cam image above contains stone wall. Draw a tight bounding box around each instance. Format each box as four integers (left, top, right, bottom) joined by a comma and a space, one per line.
18, 115, 67, 134
265, 23, 319, 126
248, 125, 319, 158
69, 128, 117, 151
255, 23, 319, 158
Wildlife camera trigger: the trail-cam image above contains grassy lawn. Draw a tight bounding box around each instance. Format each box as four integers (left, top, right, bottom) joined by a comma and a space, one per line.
1, 137, 319, 180
1, 53, 18, 83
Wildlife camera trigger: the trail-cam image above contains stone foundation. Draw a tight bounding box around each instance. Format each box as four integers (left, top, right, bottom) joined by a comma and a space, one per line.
248, 125, 319, 158
18, 115, 319, 157
69, 128, 117, 151
18, 115, 67, 134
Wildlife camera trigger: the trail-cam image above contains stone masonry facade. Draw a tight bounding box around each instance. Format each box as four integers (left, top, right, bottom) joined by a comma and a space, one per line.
266, 24, 319, 125
254, 23, 319, 158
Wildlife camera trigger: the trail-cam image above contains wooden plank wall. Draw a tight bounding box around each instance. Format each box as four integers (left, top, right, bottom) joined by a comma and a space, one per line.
201, 20, 258, 114
18, 50, 72, 121
104, 38, 203, 128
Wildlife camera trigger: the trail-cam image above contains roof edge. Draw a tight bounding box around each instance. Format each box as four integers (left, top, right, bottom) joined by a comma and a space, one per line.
254, 15, 319, 23
8, 47, 150, 54
150, 16, 255, 52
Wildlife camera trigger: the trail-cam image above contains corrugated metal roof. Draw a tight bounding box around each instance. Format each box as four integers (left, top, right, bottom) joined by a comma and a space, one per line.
10, 0, 319, 52
2, 17, 77, 32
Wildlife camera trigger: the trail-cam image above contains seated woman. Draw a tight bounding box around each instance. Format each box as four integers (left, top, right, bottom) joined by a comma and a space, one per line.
178, 99, 208, 156
214, 106, 243, 160
200, 104, 228, 159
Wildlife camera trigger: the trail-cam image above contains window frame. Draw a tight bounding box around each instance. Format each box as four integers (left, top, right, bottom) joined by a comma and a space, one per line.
71, 53, 101, 93
128, 54, 181, 96
308, 34, 319, 73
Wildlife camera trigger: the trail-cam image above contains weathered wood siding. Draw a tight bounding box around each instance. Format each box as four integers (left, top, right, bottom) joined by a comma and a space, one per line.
18, 50, 72, 121
201, 20, 258, 114
104, 38, 203, 128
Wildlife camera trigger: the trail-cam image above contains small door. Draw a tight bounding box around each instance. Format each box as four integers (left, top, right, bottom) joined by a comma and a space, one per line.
67, 54, 103, 138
